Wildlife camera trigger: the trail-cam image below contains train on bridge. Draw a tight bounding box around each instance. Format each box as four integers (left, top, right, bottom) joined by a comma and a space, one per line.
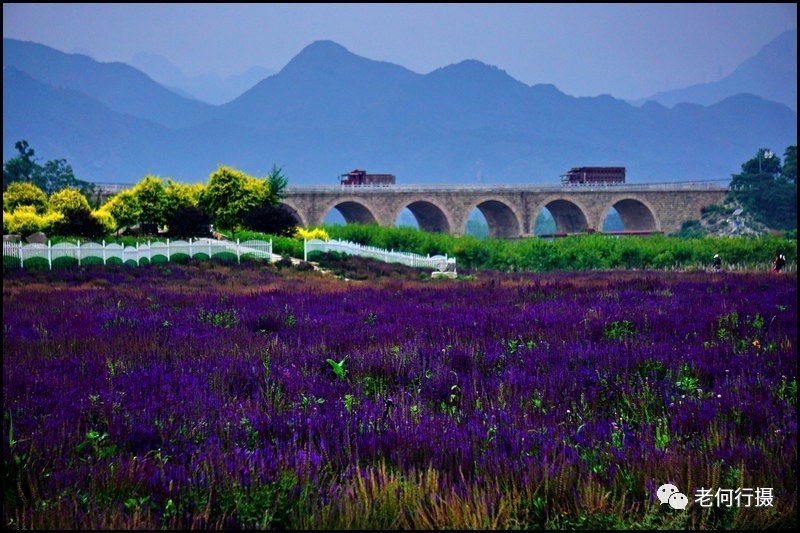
339, 169, 396, 186
560, 166, 626, 186
339, 166, 626, 187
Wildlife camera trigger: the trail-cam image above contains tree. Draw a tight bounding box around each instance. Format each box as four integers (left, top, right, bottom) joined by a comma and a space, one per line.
3, 141, 37, 189
130, 175, 170, 234
242, 204, 298, 236
48, 188, 91, 216
737, 147, 782, 176
729, 146, 797, 231
98, 190, 141, 231
198, 166, 270, 231
3, 140, 95, 197
782, 145, 796, 183
165, 205, 212, 239
266, 164, 288, 205
51, 207, 107, 239
165, 178, 203, 213
41, 188, 108, 238
39, 159, 95, 199
3, 182, 48, 214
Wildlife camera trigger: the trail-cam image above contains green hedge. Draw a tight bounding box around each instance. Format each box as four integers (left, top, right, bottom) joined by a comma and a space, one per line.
322, 224, 796, 272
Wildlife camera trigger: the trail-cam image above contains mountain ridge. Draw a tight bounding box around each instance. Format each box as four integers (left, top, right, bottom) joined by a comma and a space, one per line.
3, 37, 796, 186
636, 28, 797, 111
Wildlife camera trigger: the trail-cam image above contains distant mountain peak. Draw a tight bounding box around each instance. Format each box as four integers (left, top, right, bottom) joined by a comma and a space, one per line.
287, 40, 354, 67
304, 40, 350, 54
273, 38, 416, 86
432, 59, 504, 77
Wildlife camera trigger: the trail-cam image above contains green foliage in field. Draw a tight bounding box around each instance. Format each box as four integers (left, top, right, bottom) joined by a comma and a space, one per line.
318, 223, 795, 272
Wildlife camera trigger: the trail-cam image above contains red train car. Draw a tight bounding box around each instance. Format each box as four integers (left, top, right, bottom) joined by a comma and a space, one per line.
339, 169, 396, 186
560, 167, 625, 186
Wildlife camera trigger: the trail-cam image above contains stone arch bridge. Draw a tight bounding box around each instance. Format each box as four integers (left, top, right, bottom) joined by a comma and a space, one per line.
281, 183, 728, 238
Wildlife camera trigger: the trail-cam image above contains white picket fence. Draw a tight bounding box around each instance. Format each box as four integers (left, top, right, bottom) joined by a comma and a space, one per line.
3, 236, 456, 272
3, 238, 273, 269
304, 238, 456, 271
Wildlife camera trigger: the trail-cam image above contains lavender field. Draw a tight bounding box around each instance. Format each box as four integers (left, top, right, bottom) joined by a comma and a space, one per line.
3, 261, 797, 529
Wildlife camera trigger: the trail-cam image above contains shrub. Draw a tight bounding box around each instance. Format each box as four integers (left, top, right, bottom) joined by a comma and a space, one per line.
166, 205, 212, 239
294, 227, 330, 241
294, 261, 315, 272
3, 206, 63, 236
274, 257, 293, 269
51, 207, 107, 239
242, 204, 298, 236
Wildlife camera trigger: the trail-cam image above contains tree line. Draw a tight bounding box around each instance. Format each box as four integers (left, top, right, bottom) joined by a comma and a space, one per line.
4, 140, 297, 239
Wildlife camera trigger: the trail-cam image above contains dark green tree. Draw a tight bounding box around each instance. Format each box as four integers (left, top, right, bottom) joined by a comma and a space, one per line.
2, 141, 37, 189
51, 207, 106, 239
166, 205, 213, 239
241, 204, 298, 236
266, 164, 288, 204
729, 147, 797, 231
39, 159, 95, 199
782, 145, 796, 183
3, 140, 95, 198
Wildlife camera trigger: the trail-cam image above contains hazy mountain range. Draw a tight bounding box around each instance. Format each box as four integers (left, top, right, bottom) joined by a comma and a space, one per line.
636, 29, 796, 112
128, 52, 275, 105
3, 31, 797, 186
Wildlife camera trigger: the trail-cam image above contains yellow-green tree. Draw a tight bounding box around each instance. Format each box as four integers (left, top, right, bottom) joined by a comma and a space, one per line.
165, 178, 204, 212
90, 209, 117, 236
3, 182, 48, 214
48, 188, 91, 215
130, 175, 170, 232
3, 205, 64, 236
199, 166, 270, 231
98, 190, 141, 231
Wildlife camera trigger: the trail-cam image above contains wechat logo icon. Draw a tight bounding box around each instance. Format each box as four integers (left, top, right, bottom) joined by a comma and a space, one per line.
657, 483, 688, 510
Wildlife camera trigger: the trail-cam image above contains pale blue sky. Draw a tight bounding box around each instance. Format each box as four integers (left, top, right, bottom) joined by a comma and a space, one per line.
3, 3, 797, 99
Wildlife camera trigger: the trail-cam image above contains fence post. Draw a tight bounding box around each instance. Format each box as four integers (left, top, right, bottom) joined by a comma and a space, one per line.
237, 238, 240, 264
102, 240, 106, 265
167, 239, 171, 262
189, 238, 193, 259
208, 238, 212, 260
148, 239, 152, 263
47, 240, 52, 270
304, 239, 307, 262
19, 241, 23, 269
77, 240, 81, 266
269, 239, 273, 262
136, 241, 140, 265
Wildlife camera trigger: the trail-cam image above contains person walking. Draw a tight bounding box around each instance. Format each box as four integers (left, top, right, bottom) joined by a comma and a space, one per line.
772, 253, 786, 273
712, 253, 722, 273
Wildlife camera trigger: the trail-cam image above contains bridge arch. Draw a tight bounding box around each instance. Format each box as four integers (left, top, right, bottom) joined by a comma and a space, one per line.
601, 197, 660, 232
394, 198, 453, 234
532, 197, 591, 235
278, 200, 306, 227
324, 199, 380, 226
468, 198, 523, 238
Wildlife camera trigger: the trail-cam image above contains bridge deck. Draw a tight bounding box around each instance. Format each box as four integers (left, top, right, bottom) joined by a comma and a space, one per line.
286, 181, 729, 193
